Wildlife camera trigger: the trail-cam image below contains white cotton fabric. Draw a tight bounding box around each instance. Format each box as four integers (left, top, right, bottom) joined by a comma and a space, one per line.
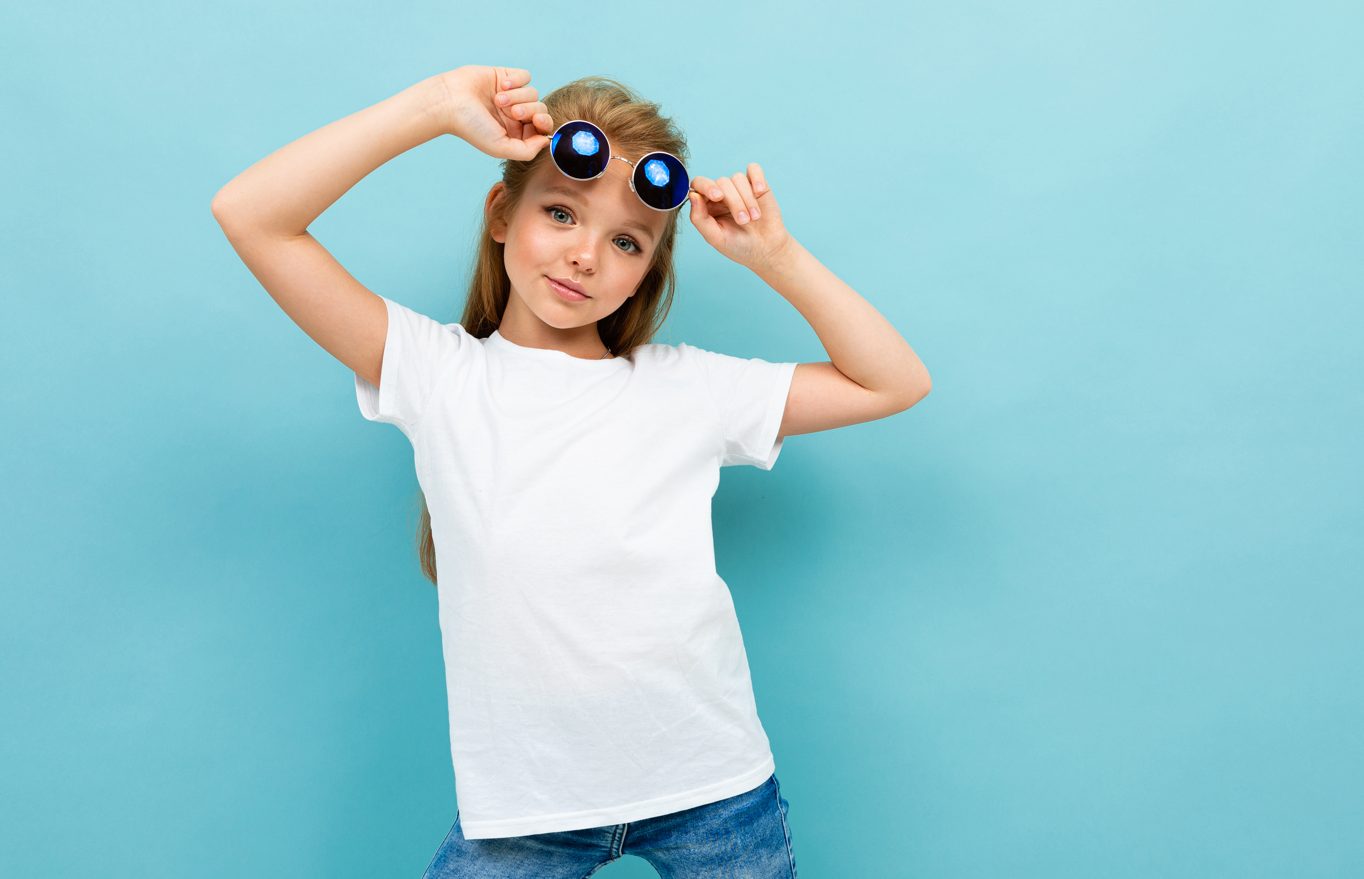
353, 296, 798, 839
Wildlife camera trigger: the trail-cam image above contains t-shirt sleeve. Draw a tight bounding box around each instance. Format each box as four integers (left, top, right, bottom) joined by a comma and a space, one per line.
353, 295, 472, 438
684, 343, 799, 470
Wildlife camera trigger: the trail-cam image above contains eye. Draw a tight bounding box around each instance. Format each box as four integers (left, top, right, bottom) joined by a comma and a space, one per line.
543, 205, 642, 255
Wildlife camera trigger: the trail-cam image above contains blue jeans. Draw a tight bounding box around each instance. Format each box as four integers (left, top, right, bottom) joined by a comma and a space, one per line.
422, 772, 798, 878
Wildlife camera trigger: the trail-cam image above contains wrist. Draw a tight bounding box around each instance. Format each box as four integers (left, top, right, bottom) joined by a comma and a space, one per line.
752, 235, 806, 281
409, 74, 456, 140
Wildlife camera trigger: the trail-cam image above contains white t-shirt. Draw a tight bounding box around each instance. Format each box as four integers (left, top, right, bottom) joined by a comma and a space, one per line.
353, 295, 798, 840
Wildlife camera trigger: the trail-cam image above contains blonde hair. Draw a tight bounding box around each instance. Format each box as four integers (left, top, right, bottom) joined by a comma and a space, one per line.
413, 75, 691, 586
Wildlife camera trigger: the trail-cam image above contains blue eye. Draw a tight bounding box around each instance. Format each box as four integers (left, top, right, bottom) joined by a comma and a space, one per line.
544, 205, 642, 255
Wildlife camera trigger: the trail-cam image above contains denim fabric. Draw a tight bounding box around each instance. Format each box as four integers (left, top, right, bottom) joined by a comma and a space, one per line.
422, 772, 798, 878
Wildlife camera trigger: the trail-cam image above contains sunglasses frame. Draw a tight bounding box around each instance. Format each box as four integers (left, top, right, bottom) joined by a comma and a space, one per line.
548, 119, 693, 213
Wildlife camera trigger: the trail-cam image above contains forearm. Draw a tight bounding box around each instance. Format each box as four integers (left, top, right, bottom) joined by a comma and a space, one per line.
755, 238, 931, 398
211, 76, 446, 237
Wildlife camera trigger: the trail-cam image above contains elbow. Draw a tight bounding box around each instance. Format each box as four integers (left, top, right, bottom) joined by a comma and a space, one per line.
210, 194, 234, 231
211, 185, 252, 229
894, 376, 931, 412
210, 190, 237, 222
914, 367, 932, 400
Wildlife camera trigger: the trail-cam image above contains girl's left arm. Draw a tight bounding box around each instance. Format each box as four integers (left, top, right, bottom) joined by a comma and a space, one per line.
688, 165, 931, 439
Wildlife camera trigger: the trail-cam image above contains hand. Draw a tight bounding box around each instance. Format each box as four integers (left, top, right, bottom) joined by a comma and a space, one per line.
687, 164, 795, 272
431, 65, 555, 161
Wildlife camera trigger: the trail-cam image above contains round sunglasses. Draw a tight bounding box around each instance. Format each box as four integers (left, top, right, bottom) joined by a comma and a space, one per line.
548, 119, 692, 212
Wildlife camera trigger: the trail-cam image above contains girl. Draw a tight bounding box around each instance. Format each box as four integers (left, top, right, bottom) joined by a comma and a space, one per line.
213, 64, 930, 878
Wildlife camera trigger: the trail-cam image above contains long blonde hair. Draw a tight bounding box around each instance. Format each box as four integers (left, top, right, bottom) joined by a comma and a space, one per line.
412, 75, 691, 585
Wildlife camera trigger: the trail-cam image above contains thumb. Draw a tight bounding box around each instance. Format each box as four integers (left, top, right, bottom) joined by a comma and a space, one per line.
688, 191, 717, 239
507, 135, 550, 161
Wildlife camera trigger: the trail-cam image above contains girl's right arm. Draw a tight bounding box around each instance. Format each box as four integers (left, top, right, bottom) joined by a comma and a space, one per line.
210, 66, 553, 388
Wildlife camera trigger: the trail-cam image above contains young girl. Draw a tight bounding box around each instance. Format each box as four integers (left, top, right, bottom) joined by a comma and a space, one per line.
213, 64, 930, 878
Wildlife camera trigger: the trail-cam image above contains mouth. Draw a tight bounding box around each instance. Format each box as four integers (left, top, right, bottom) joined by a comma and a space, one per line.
547, 275, 590, 301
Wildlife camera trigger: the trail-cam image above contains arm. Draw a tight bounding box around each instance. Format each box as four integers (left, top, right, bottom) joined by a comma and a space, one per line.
757, 237, 931, 399
755, 238, 932, 439
686, 168, 931, 440
210, 76, 449, 386
211, 76, 447, 236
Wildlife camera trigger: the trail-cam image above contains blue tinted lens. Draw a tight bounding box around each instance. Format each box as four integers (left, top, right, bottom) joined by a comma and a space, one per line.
550, 120, 610, 180
633, 151, 689, 211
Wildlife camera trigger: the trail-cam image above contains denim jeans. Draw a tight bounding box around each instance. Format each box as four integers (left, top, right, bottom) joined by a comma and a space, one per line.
422, 772, 798, 878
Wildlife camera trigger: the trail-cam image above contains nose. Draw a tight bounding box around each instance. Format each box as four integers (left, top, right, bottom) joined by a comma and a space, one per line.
568, 241, 598, 274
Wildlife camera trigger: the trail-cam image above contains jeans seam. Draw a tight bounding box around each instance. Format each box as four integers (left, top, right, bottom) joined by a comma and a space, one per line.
421, 814, 461, 879
771, 775, 797, 878
580, 825, 624, 879
579, 858, 614, 879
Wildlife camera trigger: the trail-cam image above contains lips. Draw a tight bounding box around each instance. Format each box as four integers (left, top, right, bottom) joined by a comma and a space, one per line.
548, 276, 588, 297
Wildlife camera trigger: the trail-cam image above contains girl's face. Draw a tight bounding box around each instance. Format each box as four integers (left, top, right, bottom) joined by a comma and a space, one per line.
488, 159, 669, 346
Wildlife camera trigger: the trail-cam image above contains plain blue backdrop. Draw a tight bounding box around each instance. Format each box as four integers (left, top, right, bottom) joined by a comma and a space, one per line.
3, 1, 1360, 876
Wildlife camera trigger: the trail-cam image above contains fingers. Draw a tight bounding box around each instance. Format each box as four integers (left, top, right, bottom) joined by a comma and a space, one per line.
748, 163, 768, 197
712, 175, 757, 225
692, 176, 725, 204
497, 100, 552, 133
687, 187, 713, 232
710, 177, 741, 222
690, 164, 767, 226
730, 172, 762, 221
496, 67, 533, 90
507, 101, 549, 124
490, 71, 553, 134
691, 176, 729, 218
494, 84, 548, 121
494, 85, 535, 106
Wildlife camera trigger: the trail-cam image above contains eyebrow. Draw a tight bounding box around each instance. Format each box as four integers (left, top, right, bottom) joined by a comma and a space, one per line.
540, 183, 658, 244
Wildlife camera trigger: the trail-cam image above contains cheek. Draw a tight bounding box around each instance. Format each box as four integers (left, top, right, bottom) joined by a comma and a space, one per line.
505, 222, 554, 267
521, 217, 553, 245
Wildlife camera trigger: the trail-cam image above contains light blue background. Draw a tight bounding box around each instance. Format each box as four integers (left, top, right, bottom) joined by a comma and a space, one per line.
3, 1, 1360, 876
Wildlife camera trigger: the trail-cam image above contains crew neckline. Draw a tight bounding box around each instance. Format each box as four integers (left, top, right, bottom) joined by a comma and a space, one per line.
487, 329, 631, 369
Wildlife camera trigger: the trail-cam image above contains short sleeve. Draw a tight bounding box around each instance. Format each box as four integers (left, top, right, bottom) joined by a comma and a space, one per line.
684, 343, 799, 470
353, 296, 471, 438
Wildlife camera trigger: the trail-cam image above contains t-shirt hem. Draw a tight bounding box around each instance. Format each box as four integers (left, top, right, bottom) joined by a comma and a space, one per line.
353, 296, 416, 435
457, 753, 777, 840
754, 360, 798, 470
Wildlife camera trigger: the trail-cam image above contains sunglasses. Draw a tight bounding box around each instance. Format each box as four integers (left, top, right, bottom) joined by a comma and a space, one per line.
548, 119, 692, 212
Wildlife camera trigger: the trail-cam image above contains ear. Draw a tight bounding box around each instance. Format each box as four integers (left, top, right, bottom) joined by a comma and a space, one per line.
486, 183, 509, 243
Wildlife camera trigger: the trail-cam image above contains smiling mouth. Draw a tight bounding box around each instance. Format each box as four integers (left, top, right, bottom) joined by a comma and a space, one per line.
547, 276, 590, 300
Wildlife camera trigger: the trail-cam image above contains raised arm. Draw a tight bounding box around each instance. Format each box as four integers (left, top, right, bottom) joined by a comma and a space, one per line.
756, 237, 932, 440
209, 76, 450, 387
210, 64, 554, 389
686, 165, 932, 440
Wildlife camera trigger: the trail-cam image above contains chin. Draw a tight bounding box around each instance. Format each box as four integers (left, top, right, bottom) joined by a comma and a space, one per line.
532, 303, 591, 330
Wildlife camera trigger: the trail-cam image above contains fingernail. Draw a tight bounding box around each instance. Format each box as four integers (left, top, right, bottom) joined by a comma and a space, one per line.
756, 184, 766, 193
711, 189, 722, 199
738, 211, 749, 223
751, 208, 761, 219
496, 93, 508, 104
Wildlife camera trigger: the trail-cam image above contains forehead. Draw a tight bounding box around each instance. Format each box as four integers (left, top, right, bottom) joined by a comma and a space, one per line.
531, 163, 663, 243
